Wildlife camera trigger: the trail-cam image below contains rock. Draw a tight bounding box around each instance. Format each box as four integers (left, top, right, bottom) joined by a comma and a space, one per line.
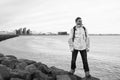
32, 70, 49, 80
10, 78, 24, 80
25, 64, 55, 80
33, 78, 39, 80
56, 74, 81, 80
18, 59, 36, 65
0, 55, 6, 64
0, 64, 10, 80
56, 75, 71, 80
0, 74, 3, 80
16, 62, 28, 70
5, 55, 17, 60
34, 62, 51, 74
50, 66, 69, 75
10, 69, 31, 80
25, 64, 38, 73
0, 57, 6, 64
0, 53, 4, 57
1, 59, 19, 69
82, 76, 100, 80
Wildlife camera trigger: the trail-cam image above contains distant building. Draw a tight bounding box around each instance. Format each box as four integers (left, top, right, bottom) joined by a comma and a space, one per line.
26, 29, 31, 35
58, 32, 68, 35
22, 27, 27, 35
19, 28, 22, 35
15, 28, 31, 35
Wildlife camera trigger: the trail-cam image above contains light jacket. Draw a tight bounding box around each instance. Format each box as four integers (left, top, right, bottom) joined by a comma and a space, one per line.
68, 26, 90, 51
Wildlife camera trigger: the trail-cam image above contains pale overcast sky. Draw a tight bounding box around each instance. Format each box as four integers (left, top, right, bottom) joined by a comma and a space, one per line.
0, 0, 120, 34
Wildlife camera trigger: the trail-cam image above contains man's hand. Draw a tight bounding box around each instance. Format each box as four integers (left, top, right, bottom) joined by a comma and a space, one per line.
70, 48, 74, 52
86, 48, 90, 52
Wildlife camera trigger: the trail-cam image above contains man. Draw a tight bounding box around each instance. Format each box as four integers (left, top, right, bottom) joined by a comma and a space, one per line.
68, 17, 91, 78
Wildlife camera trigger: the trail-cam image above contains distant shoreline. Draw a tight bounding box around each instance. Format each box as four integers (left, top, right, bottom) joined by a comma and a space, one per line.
0, 34, 19, 41
23, 34, 120, 36
89, 34, 120, 36
1, 34, 120, 37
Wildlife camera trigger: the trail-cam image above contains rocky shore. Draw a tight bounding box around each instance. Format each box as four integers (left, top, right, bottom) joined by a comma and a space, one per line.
0, 35, 19, 41
0, 53, 83, 80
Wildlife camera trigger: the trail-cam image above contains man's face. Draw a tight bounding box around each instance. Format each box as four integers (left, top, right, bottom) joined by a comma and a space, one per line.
76, 19, 82, 25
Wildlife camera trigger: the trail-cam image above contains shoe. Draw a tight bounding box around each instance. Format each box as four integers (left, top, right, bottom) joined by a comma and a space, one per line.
69, 69, 75, 74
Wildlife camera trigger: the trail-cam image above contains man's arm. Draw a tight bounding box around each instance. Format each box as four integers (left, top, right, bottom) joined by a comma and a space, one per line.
68, 29, 74, 52
86, 29, 90, 52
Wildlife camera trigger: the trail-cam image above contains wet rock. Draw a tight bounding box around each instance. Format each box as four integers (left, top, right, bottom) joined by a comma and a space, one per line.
50, 66, 69, 75
0, 64, 10, 80
34, 62, 51, 74
18, 59, 36, 65
16, 62, 28, 70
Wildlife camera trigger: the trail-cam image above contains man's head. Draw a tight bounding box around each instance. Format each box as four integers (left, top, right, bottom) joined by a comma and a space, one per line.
75, 17, 82, 25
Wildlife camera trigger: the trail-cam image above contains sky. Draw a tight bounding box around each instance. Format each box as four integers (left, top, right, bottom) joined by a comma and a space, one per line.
0, 0, 120, 34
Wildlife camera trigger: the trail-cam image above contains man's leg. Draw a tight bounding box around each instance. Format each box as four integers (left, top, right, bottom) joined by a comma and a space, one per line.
70, 49, 78, 74
80, 50, 91, 77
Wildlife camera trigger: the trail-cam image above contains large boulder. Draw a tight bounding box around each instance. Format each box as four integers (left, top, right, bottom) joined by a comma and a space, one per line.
18, 59, 36, 65
25, 64, 38, 73
56, 75, 71, 80
34, 62, 51, 74
0, 57, 6, 64
0, 74, 3, 80
0, 64, 10, 80
25, 64, 53, 80
32, 70, 50, 80
32, 78, 39, 80
5, 55, 17, 60
0, 54, 5, 64
1, 59, 19, 69
56, 74, 82, 80
0, 53, 4, 58
50, 66, 69, 75
16, 62, 28, 70
10, 69, 31, 80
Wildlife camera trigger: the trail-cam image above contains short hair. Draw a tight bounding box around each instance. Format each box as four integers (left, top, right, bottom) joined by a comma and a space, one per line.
75, 17, 81, 22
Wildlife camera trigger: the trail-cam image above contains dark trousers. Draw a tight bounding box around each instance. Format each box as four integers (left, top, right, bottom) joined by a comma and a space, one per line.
71, 49, 89, 72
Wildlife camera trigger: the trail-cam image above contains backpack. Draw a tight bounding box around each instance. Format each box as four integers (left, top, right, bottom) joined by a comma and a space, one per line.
72, 26, 87, 42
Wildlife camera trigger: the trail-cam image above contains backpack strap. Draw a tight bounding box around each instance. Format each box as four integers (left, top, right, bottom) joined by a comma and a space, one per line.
83, 26, 87, 38
72, 26, 76, 42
